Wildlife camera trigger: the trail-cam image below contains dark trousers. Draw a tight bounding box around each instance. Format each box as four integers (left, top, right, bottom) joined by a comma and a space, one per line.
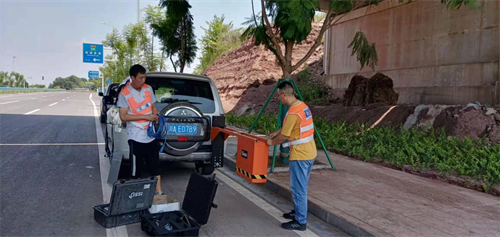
128, 140, 161, 178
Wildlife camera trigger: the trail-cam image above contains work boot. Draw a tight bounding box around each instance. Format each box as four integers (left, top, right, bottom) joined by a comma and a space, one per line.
281, 220, 306, 231
283, 210, 295, 220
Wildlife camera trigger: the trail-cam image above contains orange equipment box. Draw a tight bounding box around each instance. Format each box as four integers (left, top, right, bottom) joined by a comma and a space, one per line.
211, 127, 269, 183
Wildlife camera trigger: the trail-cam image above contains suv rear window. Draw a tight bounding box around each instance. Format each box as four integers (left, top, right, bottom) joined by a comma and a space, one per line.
148, 78, 215, 113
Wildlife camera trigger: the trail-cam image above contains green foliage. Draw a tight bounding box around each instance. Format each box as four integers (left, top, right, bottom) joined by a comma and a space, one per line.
270, 0, 317, 43
228, 115, 500, 188
348, 32, 378, 70
153, 0, 198, 73
0, 71, 27, 87
101, 22, 161, 83
49, 75, 87, 90
441, 0, 480, 9
194, 15, 243, 74
144, 5, 168, 72
296, 68, 328, 105
329, 0, 355, 13
226, 114, 277, 135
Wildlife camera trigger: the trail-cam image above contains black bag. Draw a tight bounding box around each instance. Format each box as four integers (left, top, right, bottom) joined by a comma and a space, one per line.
94, 177, 158, 228
141, 173, 218, 236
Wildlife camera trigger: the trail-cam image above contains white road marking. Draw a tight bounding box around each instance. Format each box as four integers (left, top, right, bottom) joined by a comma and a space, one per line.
48, 102, 58, 107
215, 170, 319, 237
24, 109, 40, 115
0, 143, 104, 146
31, 98, 37, 99
62, 99, 65, 101
89, 93, 128, 237
0, 100, 19, 105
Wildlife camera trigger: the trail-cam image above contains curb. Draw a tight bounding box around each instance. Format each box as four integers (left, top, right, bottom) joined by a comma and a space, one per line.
223, 155, 374, 237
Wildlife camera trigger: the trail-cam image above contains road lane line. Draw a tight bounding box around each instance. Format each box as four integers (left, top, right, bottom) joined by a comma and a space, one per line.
31, 98, 37, 99
24, 109, 40, 115
0, 143, 104, 146
48, 102, 58, 106
0, 100, 19, 105
62, 99, 65, 101
215, 170, 319, 237
89, 93, 128, 237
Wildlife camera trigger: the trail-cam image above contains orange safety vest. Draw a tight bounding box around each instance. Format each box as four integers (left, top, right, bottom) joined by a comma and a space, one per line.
120, 83, 153, 129
282, 101, 314, 148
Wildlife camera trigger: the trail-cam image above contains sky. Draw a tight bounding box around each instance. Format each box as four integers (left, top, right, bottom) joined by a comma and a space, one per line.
0, 0, 256, 86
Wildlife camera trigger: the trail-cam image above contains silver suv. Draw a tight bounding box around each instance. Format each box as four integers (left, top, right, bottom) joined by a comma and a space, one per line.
104, 72, 226, 175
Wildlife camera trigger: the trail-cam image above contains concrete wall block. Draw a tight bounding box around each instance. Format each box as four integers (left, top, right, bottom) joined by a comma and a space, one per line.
481, 0, 499, 29
482, 62, 499, 86
435, 64, 464, 87
434, 32, 481, 65
396, 87, 423, 104
395, 67, 434, 88
325, 0, 497, 66
461, 63, 483, 87
479, 28, 499, 62
453, 86, 495, 105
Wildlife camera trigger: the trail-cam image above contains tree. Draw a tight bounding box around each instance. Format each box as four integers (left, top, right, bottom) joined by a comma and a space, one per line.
194, 15, 243, 74
49, 75, 86, 90
0, 71, 8, 85
100, 22, 162, 83
152, 0, 197, 73
0, 71, 27, 87
144, 5, 168, 72
243, 0, 480, 78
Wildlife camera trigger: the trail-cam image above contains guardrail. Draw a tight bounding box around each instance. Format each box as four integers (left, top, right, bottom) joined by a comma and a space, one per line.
0, 87, 66, 94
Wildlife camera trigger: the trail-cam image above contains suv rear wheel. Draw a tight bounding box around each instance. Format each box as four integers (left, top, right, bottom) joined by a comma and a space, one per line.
159, 102, 209, 156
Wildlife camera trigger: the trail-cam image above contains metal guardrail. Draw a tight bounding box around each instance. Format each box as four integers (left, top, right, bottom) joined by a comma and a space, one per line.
0, 87, 66, 94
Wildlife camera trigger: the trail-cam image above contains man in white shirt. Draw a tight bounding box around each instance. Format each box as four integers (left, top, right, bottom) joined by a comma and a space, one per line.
117, 64, 163, 195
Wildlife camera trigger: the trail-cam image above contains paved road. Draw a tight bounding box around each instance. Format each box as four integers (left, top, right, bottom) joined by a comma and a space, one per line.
0, 92, 345, 237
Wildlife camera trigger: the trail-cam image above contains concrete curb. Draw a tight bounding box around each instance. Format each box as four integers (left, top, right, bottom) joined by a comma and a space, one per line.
223, 155, 374, 237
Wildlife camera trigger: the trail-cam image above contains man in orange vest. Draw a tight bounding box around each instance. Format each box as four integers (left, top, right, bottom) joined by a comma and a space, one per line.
117, 64, 163, 195
267, 81, 317, 231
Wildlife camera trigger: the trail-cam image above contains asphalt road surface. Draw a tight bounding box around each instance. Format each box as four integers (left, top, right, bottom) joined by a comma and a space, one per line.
0, 92, 346, 237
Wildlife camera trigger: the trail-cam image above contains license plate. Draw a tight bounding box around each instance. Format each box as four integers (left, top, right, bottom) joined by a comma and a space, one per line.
167, 124, 198, 135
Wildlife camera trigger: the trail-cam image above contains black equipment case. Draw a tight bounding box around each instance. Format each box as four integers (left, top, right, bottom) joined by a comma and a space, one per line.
141, 173, 218, 236
94, 177, 158, 228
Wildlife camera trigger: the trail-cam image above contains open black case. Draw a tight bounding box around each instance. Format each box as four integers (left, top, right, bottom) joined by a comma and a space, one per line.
141, 173, 218, 236
94, 177, 158, 228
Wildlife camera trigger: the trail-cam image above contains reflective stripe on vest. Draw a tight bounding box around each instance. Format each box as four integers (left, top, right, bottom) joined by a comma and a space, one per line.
282, 101, 314, 148
120, 83, 152, 129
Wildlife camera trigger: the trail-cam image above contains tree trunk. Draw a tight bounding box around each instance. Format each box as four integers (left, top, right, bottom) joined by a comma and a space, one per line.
282, 67, 292, 79
151, 34, 154, 71
170, 55, 177, 73
282, 41, 294, 78
160, 51, 164, 72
